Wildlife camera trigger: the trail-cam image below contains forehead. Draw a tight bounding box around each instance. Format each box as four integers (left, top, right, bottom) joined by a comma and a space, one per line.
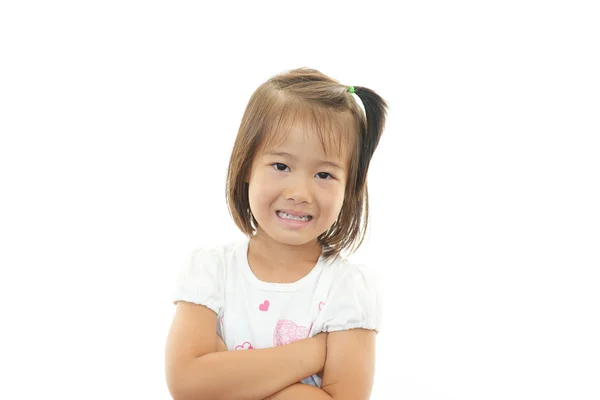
257, 106, 356, 166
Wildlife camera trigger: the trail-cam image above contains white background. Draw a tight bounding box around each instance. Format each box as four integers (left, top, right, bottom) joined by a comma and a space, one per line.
1, 1, 598, 399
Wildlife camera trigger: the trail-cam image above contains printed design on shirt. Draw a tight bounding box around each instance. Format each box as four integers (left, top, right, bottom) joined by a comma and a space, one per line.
219, 314, 224, 327
259, 300, 270, 311
234, 341, 254, 350
273, 320, 313, 346
318, 301, 325, 311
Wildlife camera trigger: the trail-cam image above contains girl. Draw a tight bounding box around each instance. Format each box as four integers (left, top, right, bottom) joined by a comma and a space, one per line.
165, 67, 388, 400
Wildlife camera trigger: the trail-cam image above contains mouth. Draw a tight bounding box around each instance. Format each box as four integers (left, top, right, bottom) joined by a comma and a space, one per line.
276, 210, 313, 222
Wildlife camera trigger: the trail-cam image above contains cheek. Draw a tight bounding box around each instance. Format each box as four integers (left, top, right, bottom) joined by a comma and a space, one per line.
248, 172, 278, 209
322, 186, 346, 213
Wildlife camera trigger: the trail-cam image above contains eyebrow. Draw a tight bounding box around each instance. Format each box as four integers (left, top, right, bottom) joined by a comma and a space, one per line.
265, 151, 344, 171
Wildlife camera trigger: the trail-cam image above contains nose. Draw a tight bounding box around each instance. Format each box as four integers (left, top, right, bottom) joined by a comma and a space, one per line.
284, 174, 313, 204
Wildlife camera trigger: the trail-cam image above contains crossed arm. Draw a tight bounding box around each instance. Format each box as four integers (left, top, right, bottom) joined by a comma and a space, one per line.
259, 329, 376, 400
165, 302, 376, 400
214, 335, 330, 400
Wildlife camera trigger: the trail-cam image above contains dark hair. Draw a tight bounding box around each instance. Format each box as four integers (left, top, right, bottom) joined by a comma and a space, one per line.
226, 67, 388, 262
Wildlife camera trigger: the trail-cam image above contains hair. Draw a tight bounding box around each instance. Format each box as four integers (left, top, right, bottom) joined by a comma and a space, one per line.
226, 67, 388, 262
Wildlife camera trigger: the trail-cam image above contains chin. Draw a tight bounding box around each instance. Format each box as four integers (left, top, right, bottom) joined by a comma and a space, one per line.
267, 230, 317, 246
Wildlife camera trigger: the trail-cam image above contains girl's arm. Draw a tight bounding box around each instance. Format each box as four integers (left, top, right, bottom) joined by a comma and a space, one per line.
266, 329, 375, 400
216, 334, 334, 400
263, 329, 376, 400
216, 333, 229, 352
216, 336, 333, 400
260, 330, 376, 400
165, 301, 327, 400
319, 329, 376, 400
217, 333, 333, 400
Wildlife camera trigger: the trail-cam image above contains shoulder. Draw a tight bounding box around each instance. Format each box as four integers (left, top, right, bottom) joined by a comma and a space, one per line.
173, 237, 248, 312
319, 258, 382, 333
187, 237, 246, 270
323, 257, 381, 297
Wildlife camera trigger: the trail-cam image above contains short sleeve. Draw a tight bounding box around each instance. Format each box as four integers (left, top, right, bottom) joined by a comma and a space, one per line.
321, 264, 382, 333
172, 248, 224, 315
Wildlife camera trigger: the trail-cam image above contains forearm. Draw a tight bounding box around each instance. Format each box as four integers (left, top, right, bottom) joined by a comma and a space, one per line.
265, 383, 332, 400
176, 338, 321, 400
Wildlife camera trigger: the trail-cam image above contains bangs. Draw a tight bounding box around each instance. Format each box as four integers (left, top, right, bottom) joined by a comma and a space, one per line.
258, 98, 356, 165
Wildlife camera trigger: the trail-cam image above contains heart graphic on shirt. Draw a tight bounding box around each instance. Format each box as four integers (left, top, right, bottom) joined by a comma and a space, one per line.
259, 300, 270, 311
273, 320, 310, 346
318, 301, 325, 311
234, 341, 254, 350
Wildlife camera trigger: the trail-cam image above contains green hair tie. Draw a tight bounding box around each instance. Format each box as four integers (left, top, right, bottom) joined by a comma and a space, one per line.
348, 86, 355, 94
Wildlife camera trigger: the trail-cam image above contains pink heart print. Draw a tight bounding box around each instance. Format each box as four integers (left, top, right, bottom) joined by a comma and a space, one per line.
235, 341, 254, 350
259, 300, 270, 311
273, 320, 310, 346
318, 301, 325, 311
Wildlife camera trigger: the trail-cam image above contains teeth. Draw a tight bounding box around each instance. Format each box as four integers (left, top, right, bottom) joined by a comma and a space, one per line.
278, 211, 310, 221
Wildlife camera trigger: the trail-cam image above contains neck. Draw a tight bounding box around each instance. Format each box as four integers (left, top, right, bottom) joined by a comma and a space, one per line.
249, 227, 322, 271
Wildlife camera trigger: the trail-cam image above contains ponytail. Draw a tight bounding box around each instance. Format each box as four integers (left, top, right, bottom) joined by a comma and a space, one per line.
353, 86, 388, 184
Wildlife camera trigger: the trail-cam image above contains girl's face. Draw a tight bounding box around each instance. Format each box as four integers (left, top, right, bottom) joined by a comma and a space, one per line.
247, 122, 350, 247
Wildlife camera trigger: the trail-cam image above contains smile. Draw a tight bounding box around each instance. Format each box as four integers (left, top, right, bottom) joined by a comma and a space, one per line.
276, 210, 313, 222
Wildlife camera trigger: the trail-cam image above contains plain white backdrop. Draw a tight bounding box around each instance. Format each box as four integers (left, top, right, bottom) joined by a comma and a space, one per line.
1, 1, 598, 399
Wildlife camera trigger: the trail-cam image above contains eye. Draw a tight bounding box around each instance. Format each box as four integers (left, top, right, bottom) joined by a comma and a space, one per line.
273, 163, 290, 172
316, 172, 334, 180
272, 163, 334, 180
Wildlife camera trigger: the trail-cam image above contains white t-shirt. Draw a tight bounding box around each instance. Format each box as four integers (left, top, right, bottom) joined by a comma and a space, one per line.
172, 236, 382, 387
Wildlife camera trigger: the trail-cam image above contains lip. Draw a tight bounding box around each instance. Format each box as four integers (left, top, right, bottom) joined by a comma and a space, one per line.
275, 210, 312, 229
277, 209, 312, 218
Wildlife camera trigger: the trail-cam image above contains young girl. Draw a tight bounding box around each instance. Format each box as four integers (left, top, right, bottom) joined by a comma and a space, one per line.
165, 67, 388, 400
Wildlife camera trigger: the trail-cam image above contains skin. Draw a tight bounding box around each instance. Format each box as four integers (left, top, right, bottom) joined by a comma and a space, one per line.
246, 121, 349, 279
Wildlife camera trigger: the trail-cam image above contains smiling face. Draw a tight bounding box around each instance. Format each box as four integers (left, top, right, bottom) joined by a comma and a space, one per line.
247, 118, 354, 247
